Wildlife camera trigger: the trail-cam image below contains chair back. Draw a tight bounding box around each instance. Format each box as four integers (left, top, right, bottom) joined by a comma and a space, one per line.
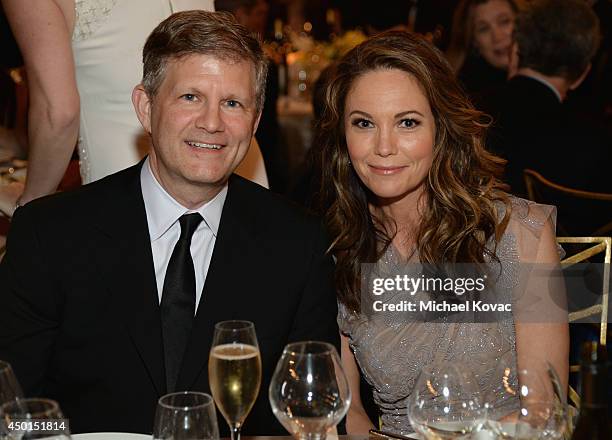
524, 169, 612, 236
557, 236, 611, 409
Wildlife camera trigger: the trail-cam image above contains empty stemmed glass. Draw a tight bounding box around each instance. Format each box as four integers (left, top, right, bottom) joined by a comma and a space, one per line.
0, 361, 24, 438
407, 361, 484, 440
153, 391, 219, 440
269, 341, 351, 440
208, 321, 261, 440
1, 398, 70, 439
0, 361, 23, 406
484, 358, 568, 439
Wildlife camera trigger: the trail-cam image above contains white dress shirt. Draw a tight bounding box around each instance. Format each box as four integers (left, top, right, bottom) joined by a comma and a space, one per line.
140, 157, 227, 311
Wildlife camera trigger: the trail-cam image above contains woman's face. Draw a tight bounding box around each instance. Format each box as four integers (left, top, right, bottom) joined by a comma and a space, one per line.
472, 0, 515, 69
344, 69, 435, 205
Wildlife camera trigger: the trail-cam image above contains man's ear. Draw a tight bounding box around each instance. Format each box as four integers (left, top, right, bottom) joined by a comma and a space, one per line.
132, 84, 152, 134
508, 42, 519, 79
569, 63, 591, 91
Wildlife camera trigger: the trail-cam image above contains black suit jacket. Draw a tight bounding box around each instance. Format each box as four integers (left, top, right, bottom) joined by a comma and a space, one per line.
485, 75, 612, 196
0, 162, 339, 435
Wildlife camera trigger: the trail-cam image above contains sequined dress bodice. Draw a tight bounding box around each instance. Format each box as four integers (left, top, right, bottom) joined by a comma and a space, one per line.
338, 198, 559, 435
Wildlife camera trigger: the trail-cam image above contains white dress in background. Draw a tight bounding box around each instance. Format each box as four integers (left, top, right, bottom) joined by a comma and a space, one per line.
72, 0, 269, 187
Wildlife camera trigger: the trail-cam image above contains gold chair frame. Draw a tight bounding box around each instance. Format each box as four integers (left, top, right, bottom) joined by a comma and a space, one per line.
559, 237, 610, 344
525, 169, 612, 236
557, 236, 610, 409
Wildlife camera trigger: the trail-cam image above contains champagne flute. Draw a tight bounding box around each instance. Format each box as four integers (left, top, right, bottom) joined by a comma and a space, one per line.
208, 320, 261, 440
269, 341, 351, 440
407, 361, 484, 440
153, 391, 219, 440
1, 398, 70, 439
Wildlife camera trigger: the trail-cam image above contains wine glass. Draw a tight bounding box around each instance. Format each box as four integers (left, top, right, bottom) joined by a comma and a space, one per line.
268, 341, 351, 440
0, 361, 23, 405
407, 361, 484, 440
208, 320, 261, 440
0, 361, 24, 439
484, 357, 568, 439
153, 391, 219, 440
1, 398, 70, 439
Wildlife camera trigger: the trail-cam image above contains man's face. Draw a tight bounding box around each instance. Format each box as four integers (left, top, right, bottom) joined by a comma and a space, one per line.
134, 54, 260, 207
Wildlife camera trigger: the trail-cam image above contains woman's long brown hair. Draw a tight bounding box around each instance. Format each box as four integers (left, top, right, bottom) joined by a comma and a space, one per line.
316, 31, 510, 313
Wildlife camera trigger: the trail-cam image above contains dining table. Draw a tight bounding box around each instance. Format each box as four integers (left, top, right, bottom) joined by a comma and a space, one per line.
69, 435, 371, 440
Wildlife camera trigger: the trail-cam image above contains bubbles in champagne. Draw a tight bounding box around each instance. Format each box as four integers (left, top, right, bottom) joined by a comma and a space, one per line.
209, 343, 262, 426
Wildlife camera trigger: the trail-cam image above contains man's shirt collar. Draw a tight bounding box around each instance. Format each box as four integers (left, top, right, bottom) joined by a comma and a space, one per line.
519, 73, 563, 102
140, 156, 227, 241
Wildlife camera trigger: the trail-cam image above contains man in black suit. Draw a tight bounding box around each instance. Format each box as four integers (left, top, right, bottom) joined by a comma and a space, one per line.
0, 11, 338, 435
485, 0, 608, 197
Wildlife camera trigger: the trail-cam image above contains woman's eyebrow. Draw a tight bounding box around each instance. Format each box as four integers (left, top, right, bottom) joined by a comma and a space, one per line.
395, 110, 425, 118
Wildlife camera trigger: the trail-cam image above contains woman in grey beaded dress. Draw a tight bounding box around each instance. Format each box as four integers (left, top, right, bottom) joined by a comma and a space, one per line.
316, 31, 568, 434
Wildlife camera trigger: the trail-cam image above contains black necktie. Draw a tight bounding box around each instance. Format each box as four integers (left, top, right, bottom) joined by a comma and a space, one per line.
161, 213, 203, 392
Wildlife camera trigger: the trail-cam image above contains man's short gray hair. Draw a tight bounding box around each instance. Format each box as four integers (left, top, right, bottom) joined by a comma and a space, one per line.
142, 10, 268, 111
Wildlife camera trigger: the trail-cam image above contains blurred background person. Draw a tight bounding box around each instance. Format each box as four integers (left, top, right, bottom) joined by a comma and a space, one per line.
1, 0, 81, 216
486, 0, 607, 197
447, 0, 519, 106
485, 0, 609, 239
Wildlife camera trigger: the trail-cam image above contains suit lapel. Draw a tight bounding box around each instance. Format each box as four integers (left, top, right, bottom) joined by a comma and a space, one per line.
177, 176, 258, 391
91, 163, 166, 396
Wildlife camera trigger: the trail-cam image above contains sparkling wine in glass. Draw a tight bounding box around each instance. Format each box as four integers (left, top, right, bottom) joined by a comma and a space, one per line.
208, 320, 261, 440
408, 361, 484, 440
1, 398, 70, 439
269, 341, 351, 440
153, 391, 219, 440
